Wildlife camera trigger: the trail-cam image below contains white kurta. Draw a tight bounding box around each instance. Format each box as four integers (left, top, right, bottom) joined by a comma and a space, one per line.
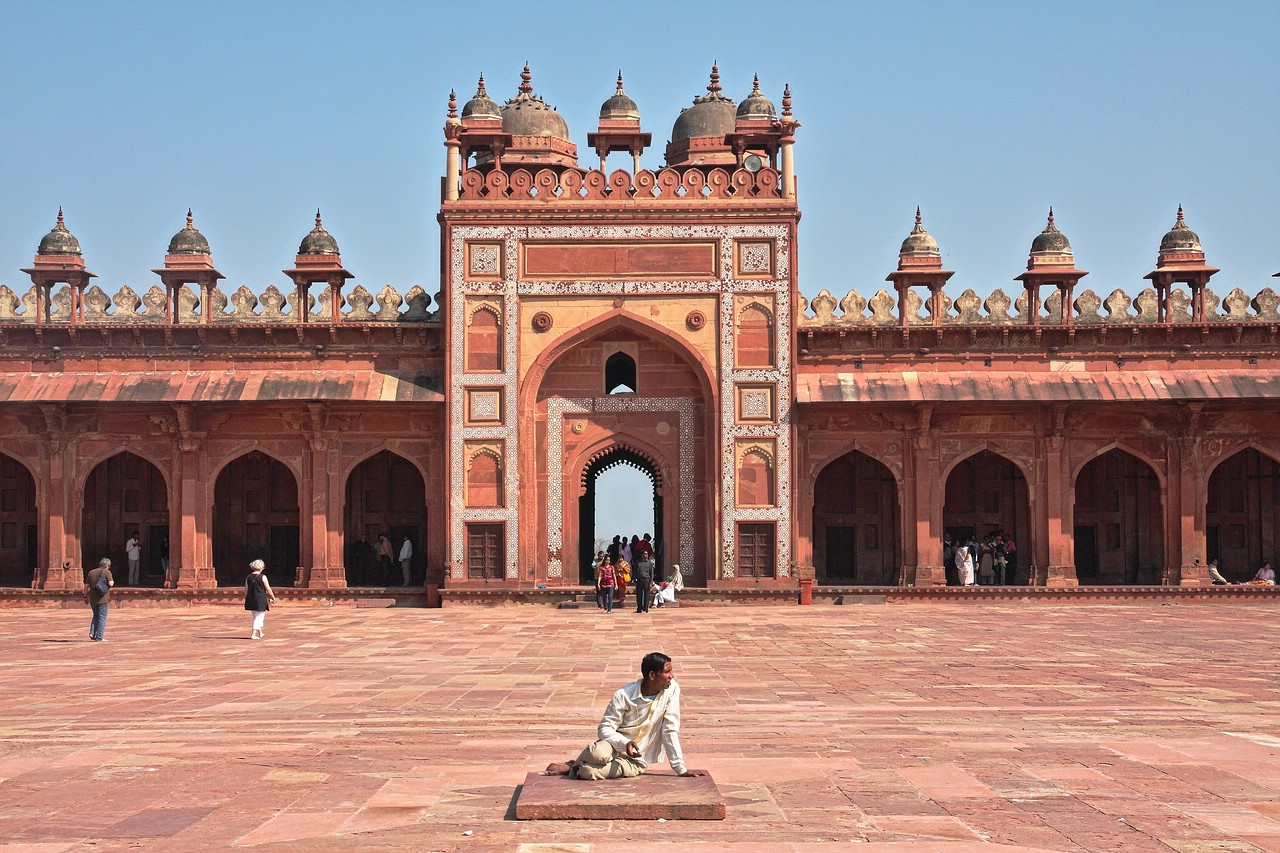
597, 678, 686, 775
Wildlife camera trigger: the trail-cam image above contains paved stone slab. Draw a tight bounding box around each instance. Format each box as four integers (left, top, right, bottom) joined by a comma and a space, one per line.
515, 770, 725, 820
0, 602, 1278, 850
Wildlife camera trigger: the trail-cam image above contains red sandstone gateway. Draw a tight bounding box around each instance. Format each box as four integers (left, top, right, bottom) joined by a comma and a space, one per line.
1, 67, 1277, 597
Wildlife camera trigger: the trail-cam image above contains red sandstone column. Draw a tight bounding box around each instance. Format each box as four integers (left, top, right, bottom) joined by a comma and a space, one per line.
300, 437, 344, 589
1174, 437, 1210, 586
175, 439, 215, 588
908, 428, 943, 587
38, 435, 75, 589
1043, 436, 1078, 586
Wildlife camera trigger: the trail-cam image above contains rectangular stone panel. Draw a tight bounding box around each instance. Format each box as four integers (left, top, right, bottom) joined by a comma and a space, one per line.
515, 771, 725, 820
520, 241, 719, 280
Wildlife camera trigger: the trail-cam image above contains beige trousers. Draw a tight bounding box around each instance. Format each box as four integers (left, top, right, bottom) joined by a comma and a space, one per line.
573, 738, 645, 780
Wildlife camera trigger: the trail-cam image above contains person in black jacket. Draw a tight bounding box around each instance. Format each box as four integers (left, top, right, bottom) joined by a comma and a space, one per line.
244, 559, 276, 639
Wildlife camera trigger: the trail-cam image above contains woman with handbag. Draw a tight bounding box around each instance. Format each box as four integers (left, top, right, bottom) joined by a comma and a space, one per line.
244, 559, 277, 639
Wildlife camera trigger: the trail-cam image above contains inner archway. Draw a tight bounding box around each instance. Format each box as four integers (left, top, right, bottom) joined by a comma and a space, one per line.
0, 454, 36, 587
943, 450, 1030, 585
1207, 448, 1280, 581
578, 446, 661, 585
82, 451, 168, 587
213, 451, 299, 587
813, 449, 900, 585
344, 451, 427, 586
1073, 448, 1163, 584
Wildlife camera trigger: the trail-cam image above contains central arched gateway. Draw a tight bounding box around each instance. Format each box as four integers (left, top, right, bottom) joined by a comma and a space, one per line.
577, 444, 663, 584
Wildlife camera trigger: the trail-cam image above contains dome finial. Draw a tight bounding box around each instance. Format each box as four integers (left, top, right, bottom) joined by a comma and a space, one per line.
1045, 207, 1057, 231
477, 74, 488, 96
315, 209, 322, 227
782, 84, 793, 117
708, 62, 722, 95
914, 206, 923, 230
615, 70, 625, 95
1175, 204, 1185, 226
520, 62, 533, 94
186, 208, 194, 228
751, 74, 761, 95
56, 207, 65, 228
447, 89, 458, 119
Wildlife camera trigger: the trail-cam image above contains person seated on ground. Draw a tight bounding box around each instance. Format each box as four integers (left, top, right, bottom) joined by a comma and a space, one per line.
1251, 561, 1275, 584
546, 651, 705, 780
1206, 559, 1230, 585
655, 564, 684, 606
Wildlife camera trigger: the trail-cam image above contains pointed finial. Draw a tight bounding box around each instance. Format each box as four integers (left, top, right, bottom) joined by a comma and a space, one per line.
1046, 207, 1056, 230
186, 208, 194, 228
782, 84, 792, 117
1175, 204, 1185, 226
914, 206, 923, 230
476, 73, 488, 97
708, 62, 722, 94
447, 89, 458, 119
615, 70, 625, 95
315, 209, 323, 228
56, 207, 65, 228
520, 62, 533, 94
751, 73, 761, 94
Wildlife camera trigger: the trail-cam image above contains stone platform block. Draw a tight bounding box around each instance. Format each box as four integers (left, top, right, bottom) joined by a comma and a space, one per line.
515, 770, 725, 820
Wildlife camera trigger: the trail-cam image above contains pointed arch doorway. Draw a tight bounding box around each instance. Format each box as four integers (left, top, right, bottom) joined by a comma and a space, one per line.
577, 445, 664, 584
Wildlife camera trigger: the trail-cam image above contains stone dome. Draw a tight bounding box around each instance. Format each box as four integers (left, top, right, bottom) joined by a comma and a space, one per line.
37, 209, 82, 256
900, 208, 940, 257
167, 210, 210, 255
736, 75, 776, 120
599, 71, 639, 121
1030, 209, 1072, 257
671, 64, 737, 142
1159, 206, 1202, 254
501, 64, 570, 139
299, 211, 340, 255
461, 74, 501, 120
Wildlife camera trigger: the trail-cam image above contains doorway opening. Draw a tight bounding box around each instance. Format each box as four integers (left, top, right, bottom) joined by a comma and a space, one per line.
578, 445, 661, 584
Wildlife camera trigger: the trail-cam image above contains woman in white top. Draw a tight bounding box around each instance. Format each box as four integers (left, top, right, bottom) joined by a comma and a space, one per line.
955, 545, 975, 586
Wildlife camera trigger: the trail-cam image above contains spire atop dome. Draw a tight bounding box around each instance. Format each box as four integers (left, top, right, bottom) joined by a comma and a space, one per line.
299, 209, 340, 256
1029, 207, 1073, 259
37, 207, 83, 257
615, 70, 625, 95
447, 89, 458, 120
707, 62, 722, 96
782, 84, 792, 118
598, 69, 640, 122
736, 73, 776, 120
461, 74, 501, 120
167, 208, 211, 256
899, 207, 941, 259
519, 62, 533, 95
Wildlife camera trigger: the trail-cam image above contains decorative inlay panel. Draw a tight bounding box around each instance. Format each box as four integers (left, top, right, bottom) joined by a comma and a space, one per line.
466, 389, 501, 424
736, 240, 775, 277
466, 242, 503, 279
737, 384, 775, 422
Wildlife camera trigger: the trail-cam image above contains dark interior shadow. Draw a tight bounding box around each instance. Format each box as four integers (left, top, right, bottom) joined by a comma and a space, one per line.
42, 639, 75, 643
504, 784, 524, 821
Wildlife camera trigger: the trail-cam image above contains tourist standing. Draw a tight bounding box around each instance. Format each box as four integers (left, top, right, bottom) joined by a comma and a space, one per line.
399, 535, 413, 586
956, 544, 975, 586
592, 550, 606, 609
125, 530, 142, 585
377, 534, 394, 586
598, 557, 617, 613
244, 559, 276, 639
633, 556, 655, 613
84, 557, 113, 641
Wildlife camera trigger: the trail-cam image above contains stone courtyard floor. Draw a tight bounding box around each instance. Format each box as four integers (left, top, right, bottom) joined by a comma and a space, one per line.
1, 601, 1278, 852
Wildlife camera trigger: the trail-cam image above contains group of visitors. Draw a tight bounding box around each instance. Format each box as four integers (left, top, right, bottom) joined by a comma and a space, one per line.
592, 533, 680, 613
944, 532, 1017, 586
1208, 558, 1275, 585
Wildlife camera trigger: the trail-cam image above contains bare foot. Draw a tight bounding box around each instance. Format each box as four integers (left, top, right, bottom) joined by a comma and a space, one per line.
544, 761, 574, 776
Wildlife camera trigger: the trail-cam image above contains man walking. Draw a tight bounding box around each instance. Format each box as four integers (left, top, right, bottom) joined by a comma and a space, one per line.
125, 530, 142, 585
84, 558, 114, 641
399, 535, 413, 586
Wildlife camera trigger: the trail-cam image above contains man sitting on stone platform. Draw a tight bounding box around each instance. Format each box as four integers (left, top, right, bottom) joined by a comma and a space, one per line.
547, 652, 705, 780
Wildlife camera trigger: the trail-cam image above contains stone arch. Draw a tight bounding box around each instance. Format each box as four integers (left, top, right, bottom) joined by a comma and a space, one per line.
1070, 440, 1167, 492
0, 450, 37, 587
465, 301, 503, 372
76, 443, 172, 498
736, 445, 775, 507
521, 308, 716, 406
941, 443, 1034, 486
574, 437, 668, 585
735, 300, 775, 368
465, 446, 503, 508
212, 450, 300, 587
604, 350, 638, 394
81, 451, 170, 586
343, 449, 427, 587
341, 445, 429, 486
1206, 447, 1280, 581
943, 449, 1031, 585
1073, 448, 1164, 584
1204, 440, 1280, 481
812, 449, 900, 585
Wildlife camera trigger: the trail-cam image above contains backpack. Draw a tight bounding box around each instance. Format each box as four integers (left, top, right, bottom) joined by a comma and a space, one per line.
92, 571, 109, 596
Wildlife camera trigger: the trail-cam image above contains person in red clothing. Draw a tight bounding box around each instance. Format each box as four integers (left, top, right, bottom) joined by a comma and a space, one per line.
633, 533, 654, 562
598, 557, 617, 613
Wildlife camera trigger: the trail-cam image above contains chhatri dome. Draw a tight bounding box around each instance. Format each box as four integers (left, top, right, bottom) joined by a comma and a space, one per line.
1030, 208, 1073, 258
167, 209, 211, 256
671, 63, 737, 142
899, 207, 941, 258
460, 74, 501, 120
37, 208, 83, 256
736, 74, 777, 120
1159, 205, 1203, 256
500, 64, 570, 140
599, 71, 639, 122
299, 211, 340, 256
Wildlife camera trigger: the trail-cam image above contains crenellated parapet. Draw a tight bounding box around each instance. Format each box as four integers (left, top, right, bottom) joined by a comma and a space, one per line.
456, 164, 784, 202
799, 284, 1280, 326
0, 281, 439, 324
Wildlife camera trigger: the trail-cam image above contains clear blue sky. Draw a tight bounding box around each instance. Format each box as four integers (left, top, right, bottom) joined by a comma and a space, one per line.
2, 1, 1276, 307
